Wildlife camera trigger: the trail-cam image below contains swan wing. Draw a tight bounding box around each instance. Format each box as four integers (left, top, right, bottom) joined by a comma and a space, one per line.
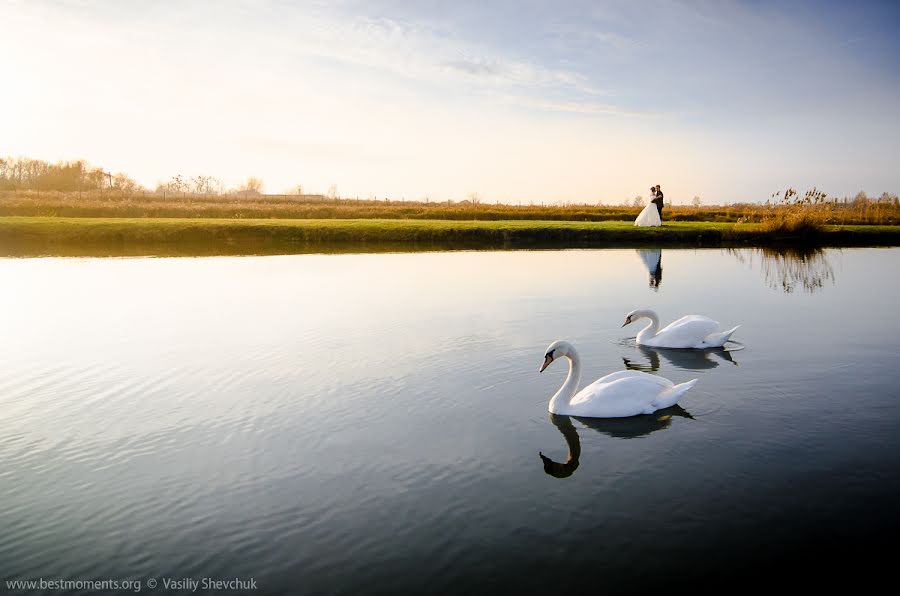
589, 369, 673, 387
652, 379, 699, 409
698, 325, 740, 348
566, 372, 674, 418
652, 315, 720, 348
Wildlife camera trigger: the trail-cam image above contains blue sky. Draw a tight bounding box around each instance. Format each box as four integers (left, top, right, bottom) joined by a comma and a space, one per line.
2, 0, 898, 203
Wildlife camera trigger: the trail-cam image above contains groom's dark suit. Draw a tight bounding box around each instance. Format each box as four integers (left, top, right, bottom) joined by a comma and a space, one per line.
652, 190, 664, 218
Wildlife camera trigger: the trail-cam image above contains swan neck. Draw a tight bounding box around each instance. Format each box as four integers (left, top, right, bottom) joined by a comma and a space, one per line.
549, 351, 581, 413
637, 312, 660, 342
542, 414, 581, 478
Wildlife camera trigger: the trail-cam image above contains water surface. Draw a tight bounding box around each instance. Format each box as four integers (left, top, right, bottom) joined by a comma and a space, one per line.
1, 248, 899, 593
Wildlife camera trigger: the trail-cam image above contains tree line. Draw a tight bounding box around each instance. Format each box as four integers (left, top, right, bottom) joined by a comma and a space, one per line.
0, 157, 266, 196
1, 155, 897, 206
0, 157, 141, 193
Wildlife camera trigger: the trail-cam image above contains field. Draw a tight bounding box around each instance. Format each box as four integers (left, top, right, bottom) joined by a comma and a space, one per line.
2, 190, 899, 225
2, 216, 898, 257
1, 189, 898, 256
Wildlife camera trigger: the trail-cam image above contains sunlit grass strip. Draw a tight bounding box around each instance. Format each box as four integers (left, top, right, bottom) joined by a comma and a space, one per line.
1, 217, 898, 257
2, 191, 898, 226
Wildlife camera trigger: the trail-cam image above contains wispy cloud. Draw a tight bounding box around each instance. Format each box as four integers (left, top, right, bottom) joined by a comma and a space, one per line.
442, 59, 507, 79
268, 9, 616, 109
545, 22, 641, 52
501, 96, 660, 118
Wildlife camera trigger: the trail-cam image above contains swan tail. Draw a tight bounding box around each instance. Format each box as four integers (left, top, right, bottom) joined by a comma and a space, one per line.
703, 325, 740, 347
654, 379, 698, 409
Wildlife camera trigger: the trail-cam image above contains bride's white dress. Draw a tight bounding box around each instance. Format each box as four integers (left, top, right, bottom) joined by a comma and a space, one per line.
634, 198, 661, 227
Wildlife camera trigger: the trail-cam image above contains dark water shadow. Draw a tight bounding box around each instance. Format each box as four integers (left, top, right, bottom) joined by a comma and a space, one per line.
540, 406, 694, 478
622, 343, 739, 373
0, 228, 754, 259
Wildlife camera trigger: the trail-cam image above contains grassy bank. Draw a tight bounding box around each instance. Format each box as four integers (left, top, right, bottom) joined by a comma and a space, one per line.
3, 190, 898, 225
1, 216, 898, 257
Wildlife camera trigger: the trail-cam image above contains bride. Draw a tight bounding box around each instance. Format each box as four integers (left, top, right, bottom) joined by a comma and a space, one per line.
634, 186, 661, 227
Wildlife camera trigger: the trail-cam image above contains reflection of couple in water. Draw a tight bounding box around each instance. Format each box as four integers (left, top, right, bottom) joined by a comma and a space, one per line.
637, 249, 663, 290
634, 184, 664, 227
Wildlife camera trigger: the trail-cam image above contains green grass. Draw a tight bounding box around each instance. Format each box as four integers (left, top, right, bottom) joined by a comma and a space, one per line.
1, 216, 898, 257
4, 189, 899, 225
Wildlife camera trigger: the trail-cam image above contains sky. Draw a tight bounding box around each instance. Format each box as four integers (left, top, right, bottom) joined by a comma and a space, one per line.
2, 0, 899, 203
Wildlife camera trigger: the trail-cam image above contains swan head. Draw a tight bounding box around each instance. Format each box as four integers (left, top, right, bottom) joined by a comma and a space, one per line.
622, 309, 655, 327
539, 340, 574, 372
539, 451, 579, 478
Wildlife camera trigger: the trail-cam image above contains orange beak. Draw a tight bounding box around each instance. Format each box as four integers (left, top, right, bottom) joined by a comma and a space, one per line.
539, 354, 552, 373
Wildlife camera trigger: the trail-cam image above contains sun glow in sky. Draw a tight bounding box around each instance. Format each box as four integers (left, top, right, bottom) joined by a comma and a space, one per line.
2, 0, 899, 203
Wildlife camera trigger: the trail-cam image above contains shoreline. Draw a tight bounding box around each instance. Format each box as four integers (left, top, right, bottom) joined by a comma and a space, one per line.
1, 216, 898, 257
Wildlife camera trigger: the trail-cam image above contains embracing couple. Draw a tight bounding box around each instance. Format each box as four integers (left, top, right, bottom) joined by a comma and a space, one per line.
634, 185, 664, 227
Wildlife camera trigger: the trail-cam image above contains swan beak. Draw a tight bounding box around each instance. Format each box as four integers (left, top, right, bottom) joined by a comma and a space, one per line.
539, 355, 552, 373
621, 320, 629, 327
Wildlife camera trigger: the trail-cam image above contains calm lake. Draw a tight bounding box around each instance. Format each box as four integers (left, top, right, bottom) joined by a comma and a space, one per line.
2, 247, 899, 594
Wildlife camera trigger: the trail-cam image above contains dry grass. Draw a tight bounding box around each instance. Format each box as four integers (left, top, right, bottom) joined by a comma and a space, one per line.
758, 208, 824, 239
1, 190, 898, 225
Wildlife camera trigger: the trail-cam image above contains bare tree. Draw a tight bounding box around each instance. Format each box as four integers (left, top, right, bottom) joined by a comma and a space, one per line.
632, 196, 644, 208
111, 173, 141, 194
692, 195, 702, 208
190, 175, 217, 195
239, 177, 264, 196
161, 174, 188, 194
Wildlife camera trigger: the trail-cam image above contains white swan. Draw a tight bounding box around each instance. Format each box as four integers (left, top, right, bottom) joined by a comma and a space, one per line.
622, 309, 739, 349
539, 340, 697, 418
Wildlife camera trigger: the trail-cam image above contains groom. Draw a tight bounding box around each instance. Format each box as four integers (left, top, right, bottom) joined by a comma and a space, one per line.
651, 185, 664, 221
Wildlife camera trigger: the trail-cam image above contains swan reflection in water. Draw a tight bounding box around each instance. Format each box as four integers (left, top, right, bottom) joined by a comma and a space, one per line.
622, 344, 738, 373
636, 249, 663, 291
539, 407, 694, 478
